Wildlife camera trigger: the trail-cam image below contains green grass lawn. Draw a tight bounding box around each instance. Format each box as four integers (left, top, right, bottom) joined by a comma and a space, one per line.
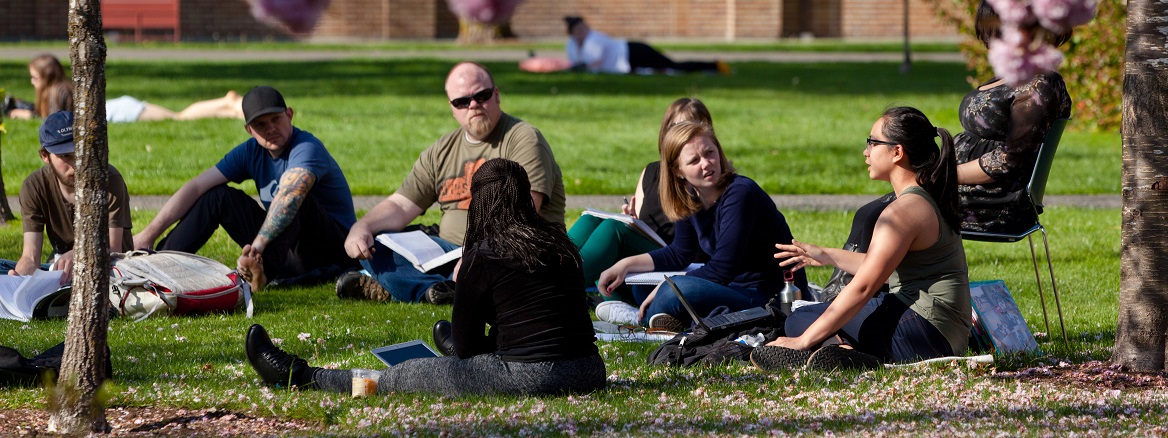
0, 207, 1131, 434
0, 59, 1119, 197
0, 54, 1139, 434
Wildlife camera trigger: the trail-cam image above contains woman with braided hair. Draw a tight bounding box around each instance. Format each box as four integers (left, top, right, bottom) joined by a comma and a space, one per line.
243, 158, 605, 396
752, 107, 971, 371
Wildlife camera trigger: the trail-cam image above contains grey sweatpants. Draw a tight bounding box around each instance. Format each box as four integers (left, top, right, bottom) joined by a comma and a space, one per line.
316, 353, 606, 397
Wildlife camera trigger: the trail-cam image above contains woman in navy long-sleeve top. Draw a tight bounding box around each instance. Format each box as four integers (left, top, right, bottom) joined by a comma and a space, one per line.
596, 121, 806, 329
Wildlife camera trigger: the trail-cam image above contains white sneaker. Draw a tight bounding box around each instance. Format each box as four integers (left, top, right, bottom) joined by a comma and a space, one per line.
594, 301, 640, 325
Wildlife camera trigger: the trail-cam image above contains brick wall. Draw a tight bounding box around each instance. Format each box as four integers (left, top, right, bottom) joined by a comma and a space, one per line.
839, 0, 955, 38
511, 0, 789, 40
0, 0, 956, 42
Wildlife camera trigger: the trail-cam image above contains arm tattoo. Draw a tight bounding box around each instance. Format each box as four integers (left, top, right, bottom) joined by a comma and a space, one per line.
257, 167, 317, 244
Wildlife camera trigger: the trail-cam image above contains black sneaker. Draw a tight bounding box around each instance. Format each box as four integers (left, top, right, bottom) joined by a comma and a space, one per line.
424, 280, 457, 305
245, 324, 315, 389
750, 345, 813, 372
432, 320, 456, 356
335, 271, 389, 301
805, 345, 882, 371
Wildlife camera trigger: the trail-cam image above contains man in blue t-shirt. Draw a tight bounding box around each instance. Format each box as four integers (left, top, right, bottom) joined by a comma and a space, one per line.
133, 86, 357, 291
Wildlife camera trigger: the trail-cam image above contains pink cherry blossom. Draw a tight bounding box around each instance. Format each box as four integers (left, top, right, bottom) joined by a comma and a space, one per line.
248, 0, 332, 34
1032, 0, 1099, 33
988, 27, 1065, 86
445, 0, 524, 24
986, 0, 1035, 25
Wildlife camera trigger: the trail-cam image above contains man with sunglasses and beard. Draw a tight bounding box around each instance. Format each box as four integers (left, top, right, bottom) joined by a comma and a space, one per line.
3, 111, 133, 285
337, 61, 566, 306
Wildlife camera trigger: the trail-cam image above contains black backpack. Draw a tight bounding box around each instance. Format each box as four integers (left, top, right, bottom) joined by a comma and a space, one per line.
647, 299, 786, 367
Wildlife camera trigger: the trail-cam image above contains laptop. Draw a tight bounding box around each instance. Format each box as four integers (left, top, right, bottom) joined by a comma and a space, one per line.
661, 276, 772, 332
370, 340, 440, 367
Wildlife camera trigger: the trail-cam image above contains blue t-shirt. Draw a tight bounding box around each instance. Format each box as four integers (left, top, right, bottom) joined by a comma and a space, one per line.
215, 127, 356, 230
648, 175, 808, 295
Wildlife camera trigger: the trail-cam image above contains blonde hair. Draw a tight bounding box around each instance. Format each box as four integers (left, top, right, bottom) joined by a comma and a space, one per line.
658, 121, 736, 221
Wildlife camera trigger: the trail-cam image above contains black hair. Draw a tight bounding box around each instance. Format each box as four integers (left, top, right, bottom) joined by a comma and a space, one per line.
975, 0, 1072, 49
880, 106, 961, 231
464, 158, 581, 271
564, 16, 584, 34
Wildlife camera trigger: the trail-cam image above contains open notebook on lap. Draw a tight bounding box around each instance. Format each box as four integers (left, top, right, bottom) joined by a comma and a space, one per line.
661, 276, 771, 332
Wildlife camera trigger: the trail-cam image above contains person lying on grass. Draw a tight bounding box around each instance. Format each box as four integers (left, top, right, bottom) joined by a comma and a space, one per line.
751, 106, 971, 372
245, 158, 605, 397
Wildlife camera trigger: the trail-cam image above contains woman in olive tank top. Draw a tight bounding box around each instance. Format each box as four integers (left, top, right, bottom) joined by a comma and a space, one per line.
753, 107, 971, 371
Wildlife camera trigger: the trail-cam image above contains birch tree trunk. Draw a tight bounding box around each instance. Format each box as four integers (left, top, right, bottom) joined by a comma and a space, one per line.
1115, 0, 1168, 372
47, 0, 112, 433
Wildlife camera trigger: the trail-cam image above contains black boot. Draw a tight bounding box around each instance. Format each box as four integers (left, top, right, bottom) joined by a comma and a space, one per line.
245, 324, 316, 389
432, 320, 456, 356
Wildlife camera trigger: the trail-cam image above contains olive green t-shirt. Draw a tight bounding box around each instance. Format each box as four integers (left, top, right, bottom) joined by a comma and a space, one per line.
888, 186, 972, 355
396, 113, 566, 246
20, 165, 134, 259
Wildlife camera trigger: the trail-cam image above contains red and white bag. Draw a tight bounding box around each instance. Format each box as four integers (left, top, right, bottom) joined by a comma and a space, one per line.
109, 251, 253, 321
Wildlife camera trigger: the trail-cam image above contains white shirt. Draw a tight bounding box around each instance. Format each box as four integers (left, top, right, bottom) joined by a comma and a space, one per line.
565, 30, 630, 74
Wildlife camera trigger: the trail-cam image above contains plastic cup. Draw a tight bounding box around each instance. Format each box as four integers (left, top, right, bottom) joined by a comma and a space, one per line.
351, 369, 380, 397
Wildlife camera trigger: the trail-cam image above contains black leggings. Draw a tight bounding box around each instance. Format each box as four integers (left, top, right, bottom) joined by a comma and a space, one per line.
785, 292, 954, 363
627, 42, 719, 73
156, 185, 354, 280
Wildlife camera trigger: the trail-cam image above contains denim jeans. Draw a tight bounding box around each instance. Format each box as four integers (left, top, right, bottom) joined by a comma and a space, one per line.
639, 275, 773, 326
360, 235, 458, 303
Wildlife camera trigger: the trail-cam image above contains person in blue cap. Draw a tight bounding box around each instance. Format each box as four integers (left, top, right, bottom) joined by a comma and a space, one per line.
1, 111, 134, 285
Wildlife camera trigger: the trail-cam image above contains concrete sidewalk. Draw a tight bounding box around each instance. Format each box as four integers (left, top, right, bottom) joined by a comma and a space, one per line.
1, 194, 1120, 216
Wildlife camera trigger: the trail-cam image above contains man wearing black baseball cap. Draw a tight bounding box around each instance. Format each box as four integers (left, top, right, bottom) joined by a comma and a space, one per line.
2, 111, 133, 285
133, 86, 357, 291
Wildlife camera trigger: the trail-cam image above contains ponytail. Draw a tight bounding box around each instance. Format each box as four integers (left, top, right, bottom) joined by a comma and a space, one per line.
921, 127, 960, 231
880, 107, 961, 231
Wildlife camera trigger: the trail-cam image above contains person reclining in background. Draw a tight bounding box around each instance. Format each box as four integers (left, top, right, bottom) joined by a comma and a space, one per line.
5, 54, 243, 123
752, 107, 970, 372
1, 111, 133, 285
132, 86, 357, 291
570, 97, 712, 304
334, 61, 566, 305
595, 121, 808, 332
244, 158, 605, 397
564, 16, 730, 75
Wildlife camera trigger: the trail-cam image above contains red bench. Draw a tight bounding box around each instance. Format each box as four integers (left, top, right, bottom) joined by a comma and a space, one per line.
101, 0, 181, 43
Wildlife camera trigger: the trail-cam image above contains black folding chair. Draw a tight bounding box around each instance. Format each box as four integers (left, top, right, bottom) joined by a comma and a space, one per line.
962, 118, 1070, 344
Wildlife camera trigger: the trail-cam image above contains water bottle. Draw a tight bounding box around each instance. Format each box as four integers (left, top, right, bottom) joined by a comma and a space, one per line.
779, 270, 802, 316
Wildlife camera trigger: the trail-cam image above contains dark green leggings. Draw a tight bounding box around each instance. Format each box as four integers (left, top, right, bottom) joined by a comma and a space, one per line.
567, 215, 662, 297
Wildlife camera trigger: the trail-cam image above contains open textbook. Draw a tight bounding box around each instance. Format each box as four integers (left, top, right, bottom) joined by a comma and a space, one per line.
623, 263, 704, 285
0, 270, 69, 322
375, 231, 463, 272
581, 208, 668, 247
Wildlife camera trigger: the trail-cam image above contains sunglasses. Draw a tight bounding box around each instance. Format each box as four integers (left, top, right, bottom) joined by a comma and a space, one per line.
449, 88, 495, 109
865, 136, 898, 150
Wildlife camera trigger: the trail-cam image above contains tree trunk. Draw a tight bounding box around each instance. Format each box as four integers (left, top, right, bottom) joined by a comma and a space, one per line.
1115, 0, 1168, 372
0, 111, 14, 222
457, 19, 501, 44
48, 0, 112, 433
